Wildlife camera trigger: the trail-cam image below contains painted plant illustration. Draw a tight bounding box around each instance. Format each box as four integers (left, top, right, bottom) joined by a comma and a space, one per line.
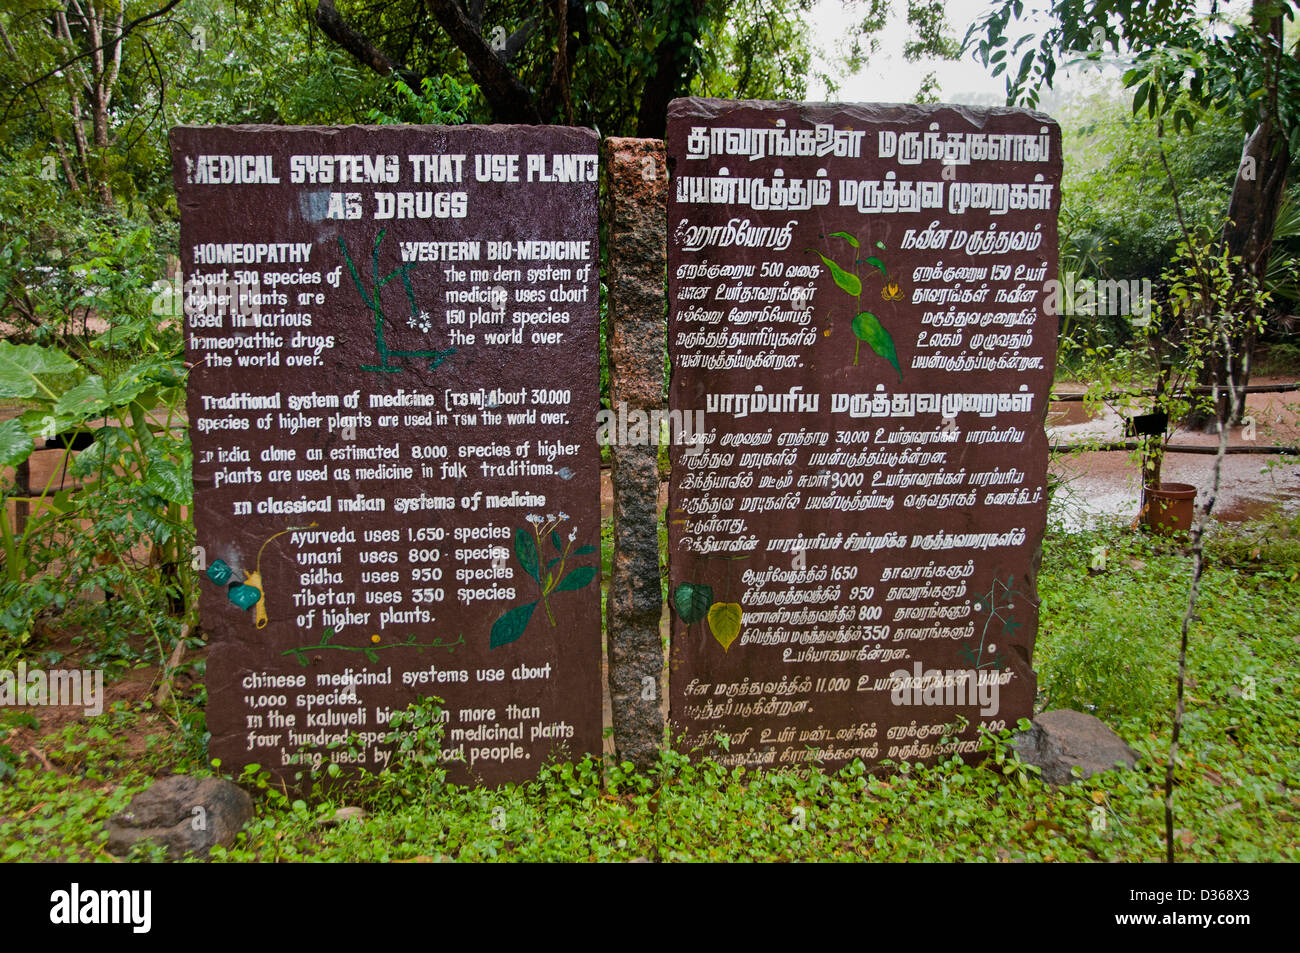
957, 574, 1025, 672
672, 554, 749, 652
202, 523, 316, 629
283, 629, 464, 666
490, 513, 597, 649
338, 228, 456, 373
807, 231, 901, 377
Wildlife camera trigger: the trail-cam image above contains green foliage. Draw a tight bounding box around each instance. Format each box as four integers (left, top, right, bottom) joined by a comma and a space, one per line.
5, 514, 1300, 863
367, 76, 472, 125
1059, 93, 1243, 286
967, 0, 1300, 139
0, 188, 192, 667
692, 0, 817, 100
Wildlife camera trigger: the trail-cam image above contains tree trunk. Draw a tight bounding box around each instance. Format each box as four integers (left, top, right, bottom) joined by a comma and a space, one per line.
633, 0, 708, 138
1184, 8, 1291, 431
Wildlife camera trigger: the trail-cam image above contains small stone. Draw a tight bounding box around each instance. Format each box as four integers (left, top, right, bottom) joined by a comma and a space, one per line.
318, 805, 367, 827
105, 775, 252, 859
1009, 709, 1139, 785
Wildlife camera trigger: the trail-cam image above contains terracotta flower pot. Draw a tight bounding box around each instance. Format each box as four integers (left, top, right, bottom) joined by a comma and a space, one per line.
1142, 482, 1197, 534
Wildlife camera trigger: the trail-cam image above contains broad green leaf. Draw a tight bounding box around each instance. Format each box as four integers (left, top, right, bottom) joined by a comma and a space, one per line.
553, 565, 596, 592
810, 251, 861, 297
143, 443, 192, 504
672, 582, 714, 624
852, 311, 901, 378
0, 342, 77, 400
18, 408, 77, 443
551, 530, 563, 553
572, 544, 597, 556
67, 426, 131, 477
490, 601, 537, 649
0, 418, 34, 468
54, 375, 110, 422
515, 528, 540, 583
107, 373, 153, 407
862, 255, 887, 276
829, 231, 859, 248
707, 602, 743, 652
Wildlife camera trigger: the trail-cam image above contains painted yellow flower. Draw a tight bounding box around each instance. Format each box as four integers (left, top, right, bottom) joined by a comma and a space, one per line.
370, 634, 381, 644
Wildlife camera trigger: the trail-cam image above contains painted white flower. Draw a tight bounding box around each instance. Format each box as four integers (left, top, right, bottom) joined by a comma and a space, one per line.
526, 514, 543, 524
568, 528, 578, 542
558, 511, 569, 521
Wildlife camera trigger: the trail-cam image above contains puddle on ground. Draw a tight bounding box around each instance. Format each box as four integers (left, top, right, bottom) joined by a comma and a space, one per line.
1045, 400, 1100, 428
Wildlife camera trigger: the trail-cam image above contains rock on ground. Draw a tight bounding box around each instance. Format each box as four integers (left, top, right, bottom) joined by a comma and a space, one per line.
1010, 709, 1140, 785
105, 775, 252, 859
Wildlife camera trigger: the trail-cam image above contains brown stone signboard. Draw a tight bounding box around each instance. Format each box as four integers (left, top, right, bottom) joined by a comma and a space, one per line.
171, 124, 602, 784
666, 99, 1061, 769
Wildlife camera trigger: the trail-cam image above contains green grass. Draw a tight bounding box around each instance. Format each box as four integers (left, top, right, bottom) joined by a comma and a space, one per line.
2, 516, 1298, 862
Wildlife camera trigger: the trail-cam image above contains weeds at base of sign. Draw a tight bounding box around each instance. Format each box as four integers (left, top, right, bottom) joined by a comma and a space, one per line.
979, 717, 1040, 788
227, 696, 451, 813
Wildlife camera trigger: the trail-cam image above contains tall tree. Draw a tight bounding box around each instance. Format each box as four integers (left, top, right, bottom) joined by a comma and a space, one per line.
968, 0, 1300, 427
0, 0, 187, 207
308, 0, 960, 137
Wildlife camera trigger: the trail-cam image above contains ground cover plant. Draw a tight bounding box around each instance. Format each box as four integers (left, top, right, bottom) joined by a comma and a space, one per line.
2, 513, 1296, 863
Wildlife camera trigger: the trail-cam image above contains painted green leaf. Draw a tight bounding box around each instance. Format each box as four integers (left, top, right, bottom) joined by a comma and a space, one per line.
551, 530, 563, 553
228, 584, 261, 610
546, 556, 561, 571
672, 582, 713, 624
876, 240, 886, 250
490, 600, 537, 649
829, 231, 859, 248
707, 602, 743, 652
364, 649, 379, 663
515, 528, 540, 583
0, 342, 77, 400
572, 545, 597, 556
811, 251, 861, 297
554, 565, 596, 592
862, 256, 887, 277
0, 418, 34, 468
852, 311, 901, 378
